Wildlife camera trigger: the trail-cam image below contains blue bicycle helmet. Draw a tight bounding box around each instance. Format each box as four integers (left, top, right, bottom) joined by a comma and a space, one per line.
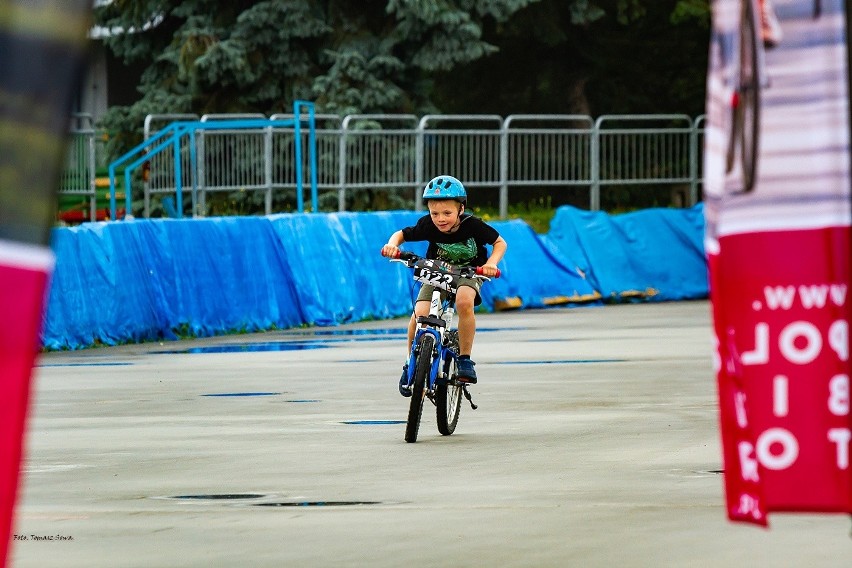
422, 175, 467, 203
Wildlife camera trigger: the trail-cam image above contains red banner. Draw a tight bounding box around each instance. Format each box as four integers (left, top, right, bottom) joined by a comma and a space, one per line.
710, 229, 852, 524
0, 244, 53, 563
704, 0, 852, 525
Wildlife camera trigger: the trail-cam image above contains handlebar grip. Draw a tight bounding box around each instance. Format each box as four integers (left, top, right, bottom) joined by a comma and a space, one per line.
475, 266, 501, 278
381, 248, 402, 259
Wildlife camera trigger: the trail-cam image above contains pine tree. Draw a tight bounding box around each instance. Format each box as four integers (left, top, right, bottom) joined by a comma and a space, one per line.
95, 0, 709, 153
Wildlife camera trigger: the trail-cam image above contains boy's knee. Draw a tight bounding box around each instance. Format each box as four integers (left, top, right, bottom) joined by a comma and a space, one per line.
414, 301, 430, 317
456, 294, 475, 313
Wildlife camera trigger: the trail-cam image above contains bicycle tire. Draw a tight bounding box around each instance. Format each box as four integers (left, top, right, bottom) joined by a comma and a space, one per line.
436, 353, 462, 436
739, 0, 760, 192
724, 0, 761, 193
404, 334, 434, 443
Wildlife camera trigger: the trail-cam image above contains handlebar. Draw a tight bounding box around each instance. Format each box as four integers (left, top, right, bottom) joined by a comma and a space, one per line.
383, 249, 501, 279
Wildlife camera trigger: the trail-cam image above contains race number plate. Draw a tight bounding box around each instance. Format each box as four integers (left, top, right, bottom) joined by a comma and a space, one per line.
412, 259, 459, 292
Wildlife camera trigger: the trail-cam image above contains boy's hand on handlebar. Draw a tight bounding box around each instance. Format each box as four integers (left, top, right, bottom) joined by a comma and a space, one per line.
478, 263, 501, 277
381, 244, 400, 258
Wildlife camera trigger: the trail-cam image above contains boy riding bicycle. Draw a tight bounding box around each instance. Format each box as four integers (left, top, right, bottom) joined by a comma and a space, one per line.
381, 175, 507, 396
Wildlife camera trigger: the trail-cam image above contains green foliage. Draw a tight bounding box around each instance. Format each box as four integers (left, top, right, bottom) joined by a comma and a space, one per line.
94, 0, 710, 213
431, 0, 709, 116
671, 0, 711, 26
472, 196, 558, 234
95, 0, 547, 154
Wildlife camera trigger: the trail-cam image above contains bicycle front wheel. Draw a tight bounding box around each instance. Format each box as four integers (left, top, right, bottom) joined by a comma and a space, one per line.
436, 342, 462, 435
405, 334, 434, 443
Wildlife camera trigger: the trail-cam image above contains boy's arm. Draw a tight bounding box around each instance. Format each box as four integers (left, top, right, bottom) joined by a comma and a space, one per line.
381, 229, 405, 258
481, 236, 507, 277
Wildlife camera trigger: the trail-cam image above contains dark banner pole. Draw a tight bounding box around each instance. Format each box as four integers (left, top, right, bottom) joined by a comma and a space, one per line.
0, 2, 92, 566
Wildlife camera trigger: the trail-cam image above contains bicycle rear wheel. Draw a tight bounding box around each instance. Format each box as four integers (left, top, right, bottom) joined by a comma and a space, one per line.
436, 336, 462, 435
405, 334, 434, 443
738, 0, 761, 191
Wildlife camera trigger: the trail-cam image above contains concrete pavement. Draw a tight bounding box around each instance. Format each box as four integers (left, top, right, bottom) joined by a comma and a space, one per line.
10, 300, 851, 567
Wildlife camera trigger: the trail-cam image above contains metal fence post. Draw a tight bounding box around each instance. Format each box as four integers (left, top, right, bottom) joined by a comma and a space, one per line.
591, 118, 601, 211
86, 117, 96, 222
691, 115, 706, 206
415, 118, 425, 212
339, 122, 347, 212
264, 124, 273, 215
173, 134, 183, 218
499, 118, 508, 219
198, 128, 206, 215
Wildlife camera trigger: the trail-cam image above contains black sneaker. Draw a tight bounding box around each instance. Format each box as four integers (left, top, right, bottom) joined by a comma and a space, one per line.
398, 364, 411, 397
457, 358, 477, 384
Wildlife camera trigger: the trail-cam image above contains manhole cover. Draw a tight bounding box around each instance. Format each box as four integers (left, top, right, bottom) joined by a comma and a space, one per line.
341, 420, 405, 425
168, 494, 267, 500
254, 501, 381, 507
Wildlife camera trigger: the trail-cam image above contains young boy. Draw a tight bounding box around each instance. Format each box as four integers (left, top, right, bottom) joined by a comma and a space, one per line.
381, 175, 507, 396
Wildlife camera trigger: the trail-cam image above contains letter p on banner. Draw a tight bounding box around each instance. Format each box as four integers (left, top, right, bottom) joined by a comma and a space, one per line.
704, 0, 852, 526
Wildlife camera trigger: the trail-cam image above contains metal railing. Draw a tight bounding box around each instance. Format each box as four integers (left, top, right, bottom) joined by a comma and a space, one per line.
62, 111, 707, 220
107, 101, 317, 220
59, 113, 97, 221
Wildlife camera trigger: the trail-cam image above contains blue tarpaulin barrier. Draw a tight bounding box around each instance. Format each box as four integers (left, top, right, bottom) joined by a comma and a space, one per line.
42, 207, 707, 350
542, 204, 707, 302
481, 220, 599, 309
267, 211, 424, 326
43, 218, 304, 350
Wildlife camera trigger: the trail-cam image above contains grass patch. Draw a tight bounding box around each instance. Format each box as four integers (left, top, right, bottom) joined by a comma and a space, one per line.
471, 197, 558, 234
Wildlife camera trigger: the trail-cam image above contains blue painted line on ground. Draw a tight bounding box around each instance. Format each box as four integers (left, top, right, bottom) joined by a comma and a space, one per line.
278, 327, 522, 337
201, 392, 282, 397
495, 359, 625, 365
280, 328, 409, 336
149, 327, 529, 356
156, 342, 330, 354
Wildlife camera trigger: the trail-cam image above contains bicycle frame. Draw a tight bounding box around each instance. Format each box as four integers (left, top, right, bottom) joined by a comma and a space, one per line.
406, 289, 456, 394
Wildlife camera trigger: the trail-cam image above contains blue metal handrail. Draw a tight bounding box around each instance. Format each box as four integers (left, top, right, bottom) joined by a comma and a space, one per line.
108, 101, 317, 220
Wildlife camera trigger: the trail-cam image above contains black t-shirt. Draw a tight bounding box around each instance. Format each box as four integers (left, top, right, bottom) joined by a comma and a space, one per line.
401, 213, 500, 267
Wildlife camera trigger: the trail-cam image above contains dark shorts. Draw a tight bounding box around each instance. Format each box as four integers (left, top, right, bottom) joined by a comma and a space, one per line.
416, 277, 483, 306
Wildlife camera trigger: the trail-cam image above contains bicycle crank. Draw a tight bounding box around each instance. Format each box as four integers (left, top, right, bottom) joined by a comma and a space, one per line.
462, 385, 477, 410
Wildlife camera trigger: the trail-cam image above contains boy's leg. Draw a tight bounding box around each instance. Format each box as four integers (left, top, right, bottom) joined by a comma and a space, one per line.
455, 285, 477, 356
409, 300, 431, 348
455, 285, 478, 382
400, 291, 434, 397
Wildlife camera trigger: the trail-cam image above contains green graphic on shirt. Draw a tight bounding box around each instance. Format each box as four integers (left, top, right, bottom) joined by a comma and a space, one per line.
436, 238, 477, 264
